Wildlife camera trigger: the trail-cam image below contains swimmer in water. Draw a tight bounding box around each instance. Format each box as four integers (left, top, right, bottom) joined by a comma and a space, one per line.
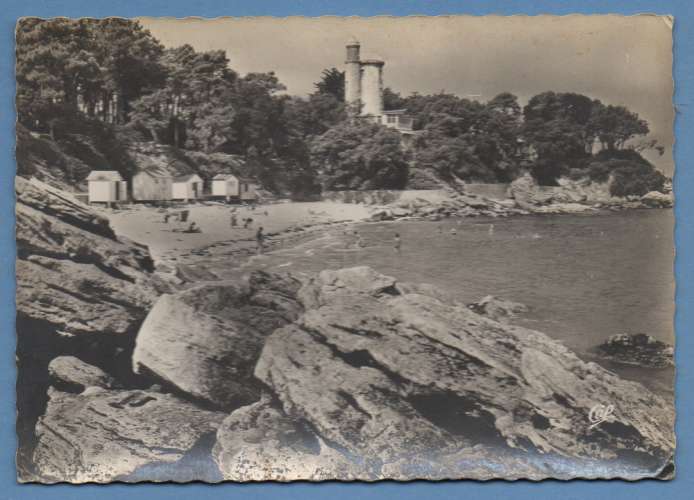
450, 228, 457, 235
356, 232, 365, 249
394, 233, 402, 254
488, 224, 494, 235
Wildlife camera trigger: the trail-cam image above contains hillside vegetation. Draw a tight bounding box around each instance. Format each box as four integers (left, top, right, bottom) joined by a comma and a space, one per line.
16, 18, 668, 197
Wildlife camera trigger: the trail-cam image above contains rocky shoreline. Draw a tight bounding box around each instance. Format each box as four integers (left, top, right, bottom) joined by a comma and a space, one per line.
16, 176, 675, 482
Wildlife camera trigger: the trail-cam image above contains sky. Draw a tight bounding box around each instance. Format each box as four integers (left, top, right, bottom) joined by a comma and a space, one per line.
139, 15, 674, 175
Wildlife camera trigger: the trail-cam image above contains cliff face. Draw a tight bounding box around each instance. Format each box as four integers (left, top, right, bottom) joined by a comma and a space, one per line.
29, 266, 675, 482
16, 176, 159, 339
15, 177, 162, 479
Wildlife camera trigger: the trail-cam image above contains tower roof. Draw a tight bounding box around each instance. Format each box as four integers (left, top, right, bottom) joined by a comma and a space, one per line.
360, 58, 385, 66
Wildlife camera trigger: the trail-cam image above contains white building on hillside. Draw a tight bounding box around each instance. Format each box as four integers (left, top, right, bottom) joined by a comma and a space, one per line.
344, 39, 417, 145
172, 174, 203, 201
86, 170, 127, 204
211, 173, 240, 200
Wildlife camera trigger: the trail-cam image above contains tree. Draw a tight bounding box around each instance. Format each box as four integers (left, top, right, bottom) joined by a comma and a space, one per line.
16, 18, 165, 130
586, 149, 665, 197
314, 68, 345, 101
408, 92, 522, 182
589, 104, 649, 151
130, 45, 237, 148
90, 19, 166, 123
383, 87, 406, 110
310, 120, 408, 190
16, 18, 100, 136
521, 92, 597, 183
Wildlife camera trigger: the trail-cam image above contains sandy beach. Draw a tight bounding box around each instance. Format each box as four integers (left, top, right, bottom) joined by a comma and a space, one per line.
105, 200, 373, 265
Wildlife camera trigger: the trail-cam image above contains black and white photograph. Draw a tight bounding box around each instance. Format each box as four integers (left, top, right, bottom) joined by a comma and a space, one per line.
15, 15, 675, 482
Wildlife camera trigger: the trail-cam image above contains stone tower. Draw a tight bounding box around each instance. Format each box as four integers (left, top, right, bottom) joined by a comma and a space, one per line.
344, 38, 362, 110
359, 59, 384, 117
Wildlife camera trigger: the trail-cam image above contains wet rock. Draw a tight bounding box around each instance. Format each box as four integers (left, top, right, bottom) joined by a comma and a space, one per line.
213, 396, 368, 481
48, 356, 117, 391
132, 271, 303, 408
595, 333, 674, 368
467, 295, 529, 322
32, 387, 225, 483
641, 191, 673, 208
254, 267, 674, 479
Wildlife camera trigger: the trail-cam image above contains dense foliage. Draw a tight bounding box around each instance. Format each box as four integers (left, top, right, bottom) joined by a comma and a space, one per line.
16, 18, 667, 197
310, 120, 409, 190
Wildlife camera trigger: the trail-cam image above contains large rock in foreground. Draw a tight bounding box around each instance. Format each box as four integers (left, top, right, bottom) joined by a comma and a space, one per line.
132, 271, 303, 408
213, 396, 368, 481
32, 386, 225, 483
119, 266, 674, 481
250, 267, 674, 480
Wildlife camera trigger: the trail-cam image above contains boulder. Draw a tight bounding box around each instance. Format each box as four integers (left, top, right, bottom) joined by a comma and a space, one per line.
252, 267, 674, 479
213, 396, 368, 481
32, 386, 225, 483
641, 191, 674, 208
467, 295, 529, 322
48, 356, 117, 391
132, 271, 304, 408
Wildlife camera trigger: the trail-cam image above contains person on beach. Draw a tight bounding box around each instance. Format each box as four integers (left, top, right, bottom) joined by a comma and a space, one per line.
184, 221, 201, 233
256, 226, 265, 254
394, 233, 402, 254
230, 213, 238, 227
244, 217, 253, 229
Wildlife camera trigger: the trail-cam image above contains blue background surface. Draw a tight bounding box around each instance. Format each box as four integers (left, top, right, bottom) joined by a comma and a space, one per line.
1, 1, 693, 498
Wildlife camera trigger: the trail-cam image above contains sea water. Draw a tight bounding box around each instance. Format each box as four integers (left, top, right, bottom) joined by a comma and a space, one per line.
243, 209, 675, 393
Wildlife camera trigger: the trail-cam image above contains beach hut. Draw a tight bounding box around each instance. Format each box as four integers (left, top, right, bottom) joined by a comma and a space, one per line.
132, 168, 173, 202
172, 174, 204, 201
239, 178, 259, 202
211, 173, 240, 200
86, 170, 127, 204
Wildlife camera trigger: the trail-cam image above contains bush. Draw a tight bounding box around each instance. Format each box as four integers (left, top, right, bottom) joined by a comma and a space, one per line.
310, 120, 409, 191
610, 163, 665, 197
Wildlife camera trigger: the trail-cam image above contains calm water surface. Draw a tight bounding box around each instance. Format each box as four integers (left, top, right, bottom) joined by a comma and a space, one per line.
234, 209, 675, 391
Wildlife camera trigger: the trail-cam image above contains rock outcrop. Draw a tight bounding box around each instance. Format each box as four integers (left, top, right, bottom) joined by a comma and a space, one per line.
213, 395, 367, 481
594, 333, 674, 369
467, 295, 529, 322
16, 177, 159, 339
132, 271, 304, 408
48, 356, 117, 391
251, 267, 674, 480
641, 191, 674, 208
16, 176, 162, 480
31, 266, 675, 482
32, 385, 225, 483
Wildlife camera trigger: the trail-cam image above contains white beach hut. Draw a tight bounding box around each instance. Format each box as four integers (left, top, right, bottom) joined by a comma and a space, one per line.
172, 174, 204, 201
239, 178, 259, 202
211, 173, 240, 200
86, 170, 127, 204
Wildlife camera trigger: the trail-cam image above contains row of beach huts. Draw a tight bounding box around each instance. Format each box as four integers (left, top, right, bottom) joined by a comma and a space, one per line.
85, 168, 259, 205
